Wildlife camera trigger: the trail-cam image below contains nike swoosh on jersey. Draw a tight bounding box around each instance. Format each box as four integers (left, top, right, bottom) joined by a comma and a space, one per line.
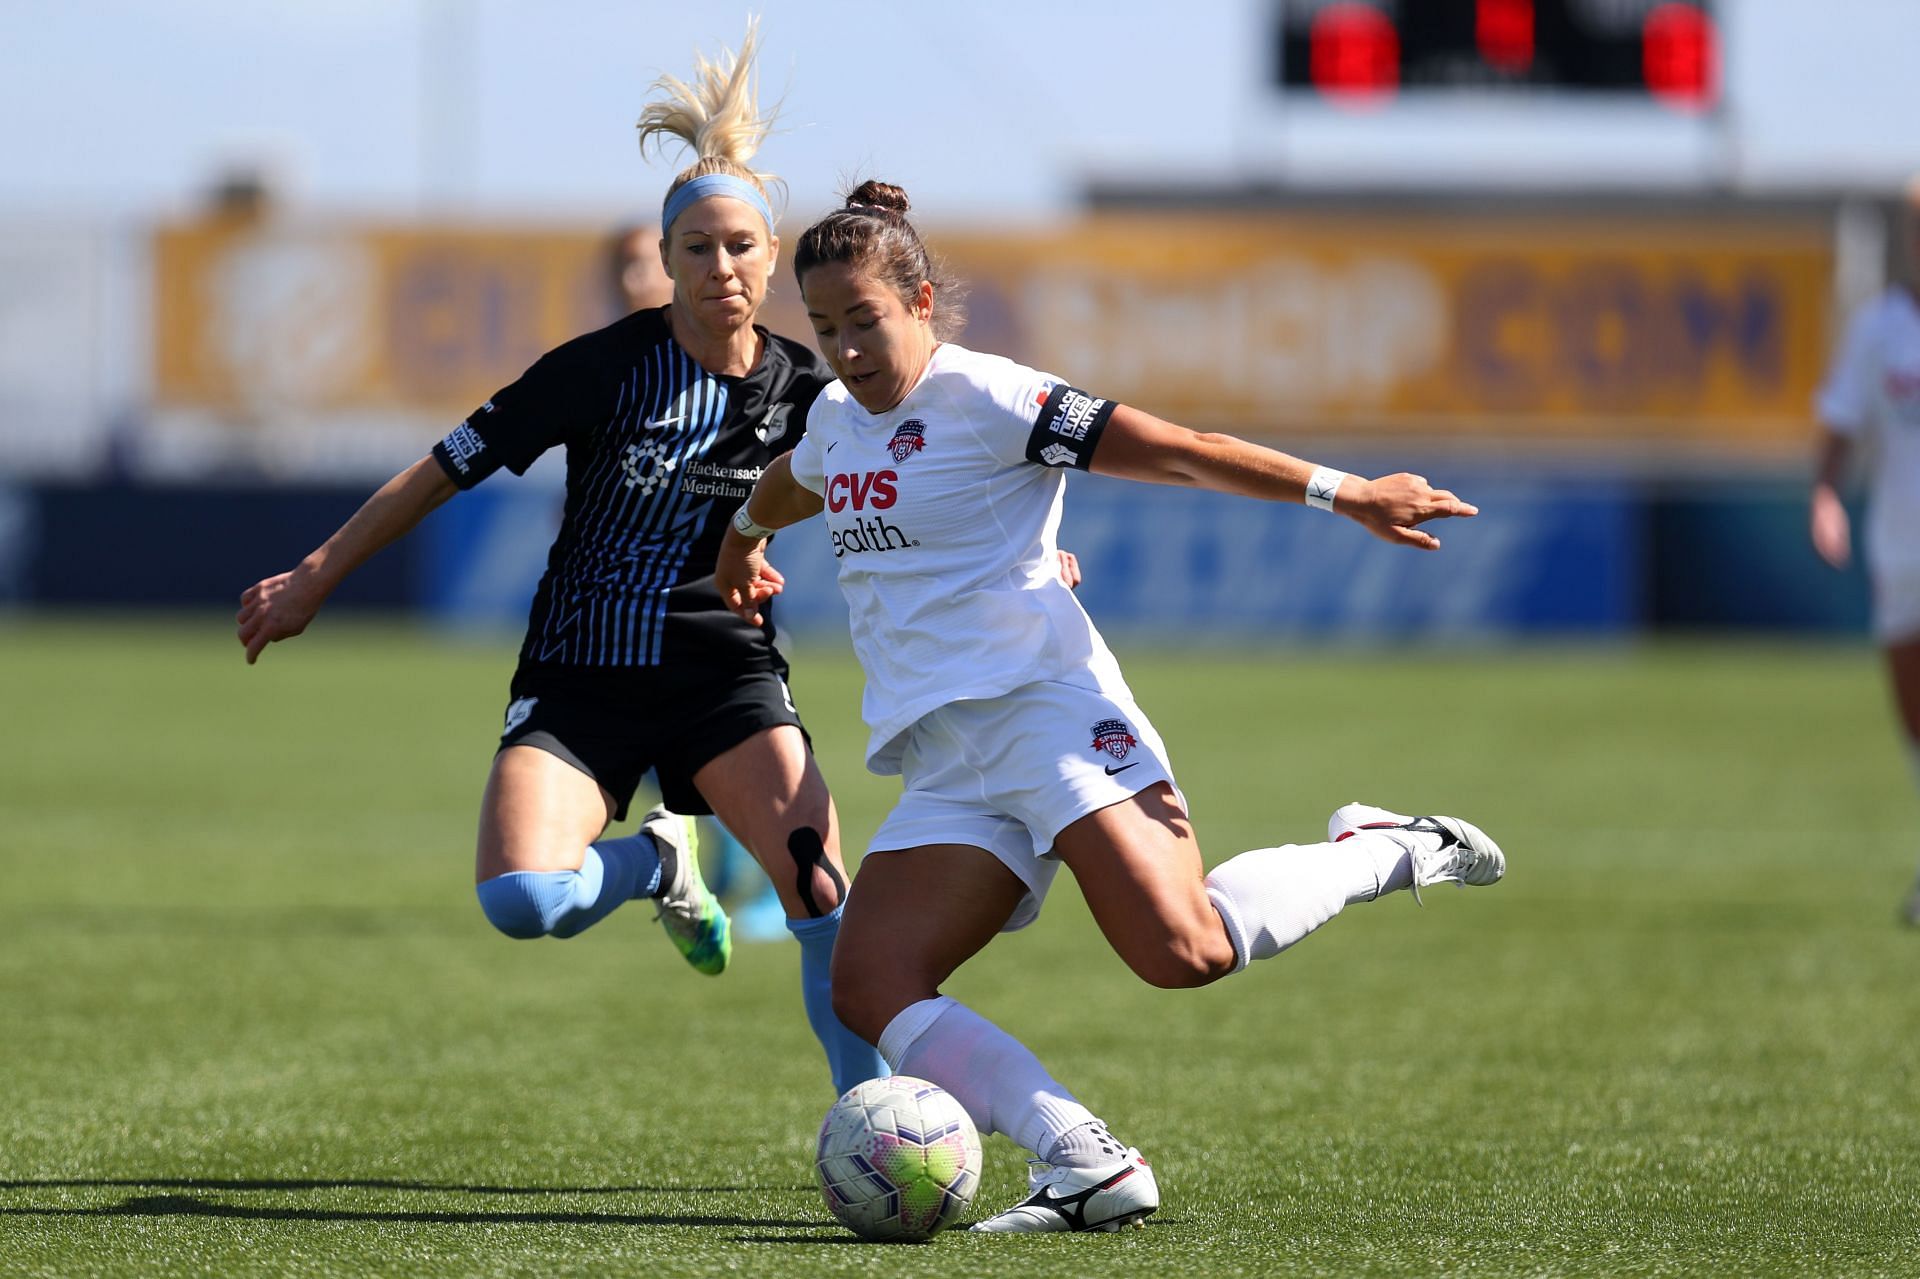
1104, 763, 1138, 776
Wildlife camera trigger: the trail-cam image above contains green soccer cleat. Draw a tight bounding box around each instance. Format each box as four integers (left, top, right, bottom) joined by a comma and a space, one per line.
641, 805, 730, 975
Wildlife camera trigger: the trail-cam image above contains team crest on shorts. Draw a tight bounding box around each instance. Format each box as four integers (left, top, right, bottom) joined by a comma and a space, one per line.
1090, 717, 1138, 761
887, 418, 928, 463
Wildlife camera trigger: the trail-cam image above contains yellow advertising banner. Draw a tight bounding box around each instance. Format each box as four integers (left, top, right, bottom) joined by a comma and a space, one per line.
926, 213, 1833, 444
153, 218, 626, 418
155, 210, 1833, 446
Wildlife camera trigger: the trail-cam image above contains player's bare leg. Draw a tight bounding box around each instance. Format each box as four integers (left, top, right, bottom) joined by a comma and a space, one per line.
698, 725, 884, 1091
1048, 784, 1237, 987
1057, 782, 1502, 976
829, 843, 1025, 1046
695, 726, 846, 919
833, 845, 1159, 1232
476, 745, 614, 880
472, 745, 727, 969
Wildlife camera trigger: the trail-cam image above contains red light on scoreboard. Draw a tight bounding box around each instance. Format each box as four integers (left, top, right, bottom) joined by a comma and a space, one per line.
1642, 2, 1718, 112
1476, 0, 1535, 74
1277, 2, 1720, 111
1309, 3, 1400, 105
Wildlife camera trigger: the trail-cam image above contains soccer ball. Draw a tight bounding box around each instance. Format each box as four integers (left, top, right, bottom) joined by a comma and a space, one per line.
815, 1075, 982, 1242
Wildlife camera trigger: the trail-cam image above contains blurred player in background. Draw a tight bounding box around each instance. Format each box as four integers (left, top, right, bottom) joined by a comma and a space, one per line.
236, 25, 886, 1093
717, 181, 1504, 1233
606, 221, 671, 317
606, 218, 790, 942
1811, 177, 1920, 925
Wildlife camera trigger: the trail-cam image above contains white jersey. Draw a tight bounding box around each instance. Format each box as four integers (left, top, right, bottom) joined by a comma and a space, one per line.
789, 343, 1130, 773
1817, 287, 1920, 570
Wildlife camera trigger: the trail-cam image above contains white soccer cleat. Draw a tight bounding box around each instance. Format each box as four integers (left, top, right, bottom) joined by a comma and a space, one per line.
640, 806, 730, 975
1329, 802, 1505, 905
969, 1147, 1158, 1234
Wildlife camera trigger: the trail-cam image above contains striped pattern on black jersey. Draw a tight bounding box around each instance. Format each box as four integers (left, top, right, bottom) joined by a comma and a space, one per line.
440, 307, 828, 673
529, 342, 729, 666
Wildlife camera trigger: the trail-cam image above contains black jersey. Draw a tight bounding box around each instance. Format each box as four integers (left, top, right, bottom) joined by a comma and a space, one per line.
431, 306, 831, 670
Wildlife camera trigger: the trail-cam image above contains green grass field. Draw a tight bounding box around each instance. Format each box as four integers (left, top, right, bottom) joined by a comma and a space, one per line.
3, 616, 1918, 1277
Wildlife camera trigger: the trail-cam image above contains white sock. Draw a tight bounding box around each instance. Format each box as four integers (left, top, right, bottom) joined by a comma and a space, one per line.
877, 996, 1099, 1159
1045, 1120, 1127, 1169
875, 995, 949, 1071
1205, 833, 1418, 972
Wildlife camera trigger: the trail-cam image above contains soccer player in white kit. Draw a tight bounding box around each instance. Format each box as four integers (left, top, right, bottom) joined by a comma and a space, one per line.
717, 181, 1507, 1233
1811, 179, 1920, 925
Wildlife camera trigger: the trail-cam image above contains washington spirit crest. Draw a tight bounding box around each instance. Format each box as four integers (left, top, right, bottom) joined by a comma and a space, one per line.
1090, 718, 1138, 761
887, 419, 928, 463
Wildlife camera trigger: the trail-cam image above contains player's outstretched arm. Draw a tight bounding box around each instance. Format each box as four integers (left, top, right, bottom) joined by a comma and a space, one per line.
716, 452, 825, 626
1088, 404, 1477, 550
236, 456, 458, 664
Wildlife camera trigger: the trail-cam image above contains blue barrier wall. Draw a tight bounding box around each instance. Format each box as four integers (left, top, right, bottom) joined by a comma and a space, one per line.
1, 475, 1871, 639
1649, 480, 1871, 632
9, 482, 417, 608
762, 472, 1644, 643
414, 482, 560, 631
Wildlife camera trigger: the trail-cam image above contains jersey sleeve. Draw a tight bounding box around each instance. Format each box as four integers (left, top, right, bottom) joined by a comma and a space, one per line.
1816, 302, 1881, 435
967, 359, 1118, 471
1024, 379, 1119, 470
432, 346, 597, 489
788, 386, 830, 495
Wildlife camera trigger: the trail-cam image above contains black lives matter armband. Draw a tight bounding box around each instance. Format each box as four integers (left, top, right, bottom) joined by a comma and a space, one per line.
1024, 383, 1117, 470
432, 411, 504, 489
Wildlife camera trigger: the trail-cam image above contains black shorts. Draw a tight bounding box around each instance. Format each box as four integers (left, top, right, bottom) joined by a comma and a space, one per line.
497, 660, 809, 822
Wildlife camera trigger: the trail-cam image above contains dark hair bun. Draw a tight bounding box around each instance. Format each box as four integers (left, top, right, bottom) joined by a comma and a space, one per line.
846, 180, 910, 215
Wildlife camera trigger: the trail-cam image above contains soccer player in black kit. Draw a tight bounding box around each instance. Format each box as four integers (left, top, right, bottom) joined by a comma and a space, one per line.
236, 25, 885, 1094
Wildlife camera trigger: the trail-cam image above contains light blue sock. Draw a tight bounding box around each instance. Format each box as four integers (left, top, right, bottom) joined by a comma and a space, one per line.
475, 834, 663, 940
787, 904, 888, 1094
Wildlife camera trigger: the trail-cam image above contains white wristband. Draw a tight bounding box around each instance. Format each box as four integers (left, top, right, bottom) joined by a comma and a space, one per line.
730, 504, 776, 540
1304, 466, 1348, 512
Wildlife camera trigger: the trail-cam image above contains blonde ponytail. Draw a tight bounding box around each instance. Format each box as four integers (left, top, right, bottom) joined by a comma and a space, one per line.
636, 19, 784, 206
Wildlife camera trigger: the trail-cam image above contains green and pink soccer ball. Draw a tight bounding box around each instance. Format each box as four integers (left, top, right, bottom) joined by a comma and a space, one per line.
815, 1075, 982, 1241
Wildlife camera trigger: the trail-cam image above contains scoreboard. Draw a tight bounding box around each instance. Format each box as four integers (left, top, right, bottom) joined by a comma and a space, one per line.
1274, 0, 1719, 110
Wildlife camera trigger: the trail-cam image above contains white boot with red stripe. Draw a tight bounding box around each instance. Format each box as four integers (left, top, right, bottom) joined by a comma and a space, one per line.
1328, 802, 1506, 903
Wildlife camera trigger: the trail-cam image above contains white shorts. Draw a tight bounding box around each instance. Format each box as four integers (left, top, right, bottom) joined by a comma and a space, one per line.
865, 678, 1180, 932
1872, 564, 1920, 644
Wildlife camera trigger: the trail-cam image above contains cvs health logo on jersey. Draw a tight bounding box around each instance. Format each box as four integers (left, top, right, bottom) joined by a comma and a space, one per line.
826, 469, 917, 558
825, 470, 898, 512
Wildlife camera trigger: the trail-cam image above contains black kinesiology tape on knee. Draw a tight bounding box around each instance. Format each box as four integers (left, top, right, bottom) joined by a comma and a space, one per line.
787, 827, 845, 919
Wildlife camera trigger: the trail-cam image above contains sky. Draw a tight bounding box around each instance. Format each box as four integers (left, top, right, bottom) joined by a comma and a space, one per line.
1, 0, 1247, 225
2, 0, 1917, 228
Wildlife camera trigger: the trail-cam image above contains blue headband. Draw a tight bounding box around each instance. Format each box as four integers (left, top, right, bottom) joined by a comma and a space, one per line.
662, 174, 776, 235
